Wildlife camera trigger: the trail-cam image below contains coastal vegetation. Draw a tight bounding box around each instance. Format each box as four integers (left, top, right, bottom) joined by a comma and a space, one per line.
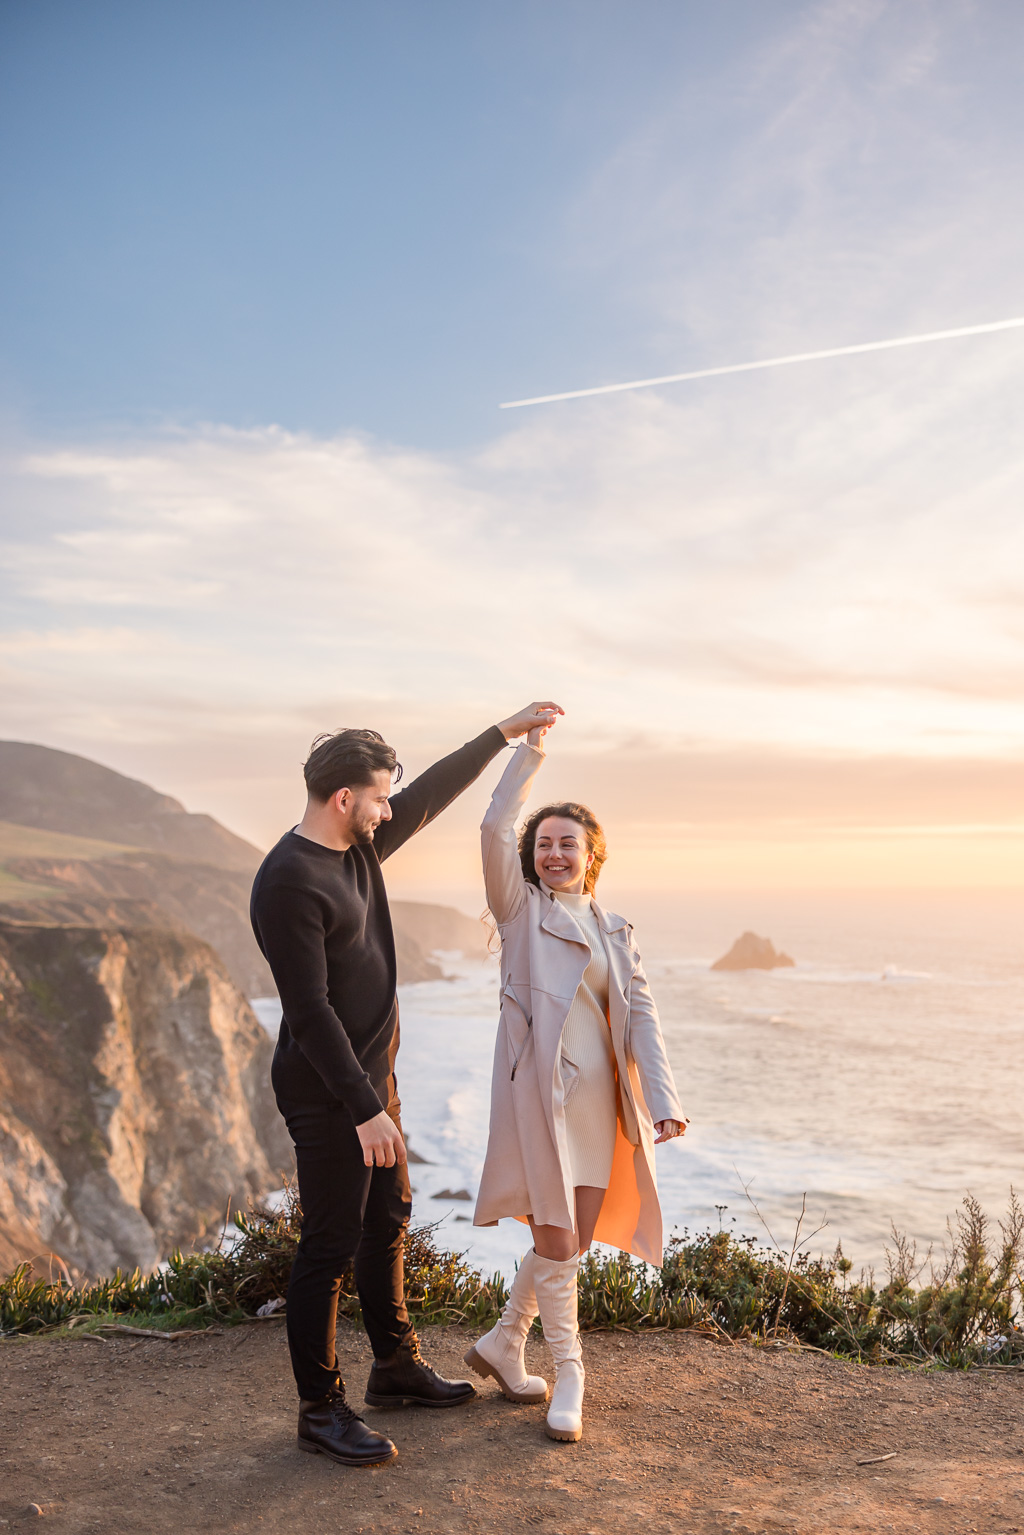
3, 1186, 1022, 1371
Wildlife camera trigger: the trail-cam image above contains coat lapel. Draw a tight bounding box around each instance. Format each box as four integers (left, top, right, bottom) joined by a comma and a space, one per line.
590, 898, 633, 1032
594, 902, 630, 936
537, 883, 591, 947
537, 885, 630, 944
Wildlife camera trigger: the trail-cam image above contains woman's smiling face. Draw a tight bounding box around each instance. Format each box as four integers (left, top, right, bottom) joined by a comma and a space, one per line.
533, 815, 593, 895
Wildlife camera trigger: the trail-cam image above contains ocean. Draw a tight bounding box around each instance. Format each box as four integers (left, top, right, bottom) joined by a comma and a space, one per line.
252, 888, 1024, 1282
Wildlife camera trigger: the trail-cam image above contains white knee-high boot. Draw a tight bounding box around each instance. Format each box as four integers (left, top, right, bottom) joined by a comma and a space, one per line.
533, 1252, 584, 1442
463, 1249, 549, 1403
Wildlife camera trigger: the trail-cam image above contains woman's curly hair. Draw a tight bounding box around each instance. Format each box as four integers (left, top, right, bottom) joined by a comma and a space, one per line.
517, 802, 607, 896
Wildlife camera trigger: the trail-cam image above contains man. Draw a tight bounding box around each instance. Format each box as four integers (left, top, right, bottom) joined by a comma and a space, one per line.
250, 701, 563, 1467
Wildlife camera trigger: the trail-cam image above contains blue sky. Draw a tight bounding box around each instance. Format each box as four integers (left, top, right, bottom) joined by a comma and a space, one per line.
5, 0, 1021, 447
3, 1, 1024, 888
2, 0, 788, 445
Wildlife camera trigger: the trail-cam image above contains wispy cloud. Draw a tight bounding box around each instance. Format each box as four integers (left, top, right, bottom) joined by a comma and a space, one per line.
557, 0, 1024, 378
2, 369, 1023, 775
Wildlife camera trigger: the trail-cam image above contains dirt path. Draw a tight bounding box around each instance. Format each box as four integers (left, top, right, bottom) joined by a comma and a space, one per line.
1, 1321, 1022, 1533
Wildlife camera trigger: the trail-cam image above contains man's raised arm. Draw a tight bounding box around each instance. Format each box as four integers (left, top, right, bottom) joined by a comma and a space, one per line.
372, 701, 562, 862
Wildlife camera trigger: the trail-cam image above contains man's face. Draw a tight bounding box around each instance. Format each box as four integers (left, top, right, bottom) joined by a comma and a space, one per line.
344, 770, 394, 843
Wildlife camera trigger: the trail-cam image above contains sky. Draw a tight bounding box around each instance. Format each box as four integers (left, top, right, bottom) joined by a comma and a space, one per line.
2, 0, 1024, 895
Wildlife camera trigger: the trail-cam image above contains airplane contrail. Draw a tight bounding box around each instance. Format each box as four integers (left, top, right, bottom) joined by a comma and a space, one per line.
498, 315, 1024, 409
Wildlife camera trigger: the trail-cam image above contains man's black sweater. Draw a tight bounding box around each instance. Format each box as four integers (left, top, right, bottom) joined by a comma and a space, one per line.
250, 726, 507, 1124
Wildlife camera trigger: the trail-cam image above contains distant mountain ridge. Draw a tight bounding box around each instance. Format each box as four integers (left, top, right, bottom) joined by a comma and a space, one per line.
0, 741, 489, 989
0, 741, 262, 872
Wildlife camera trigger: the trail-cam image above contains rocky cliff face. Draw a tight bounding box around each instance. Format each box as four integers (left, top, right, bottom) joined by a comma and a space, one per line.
389, 901, 489, 960
4, 851, 276, 997
0, 859, 484, 993
0, 918, 293, 1279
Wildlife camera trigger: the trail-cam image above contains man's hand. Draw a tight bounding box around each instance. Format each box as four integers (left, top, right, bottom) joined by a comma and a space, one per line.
356, 1110, 407, 1169
498, 701, 564, 741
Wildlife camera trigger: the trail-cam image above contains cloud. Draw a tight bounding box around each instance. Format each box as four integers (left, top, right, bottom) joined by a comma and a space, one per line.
2, 2, 1023, 885
556, 0, 1024, 411
2, 375, 1023, 783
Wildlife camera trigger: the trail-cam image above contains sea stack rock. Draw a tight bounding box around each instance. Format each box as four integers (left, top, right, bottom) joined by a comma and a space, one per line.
710, 932, 795, 972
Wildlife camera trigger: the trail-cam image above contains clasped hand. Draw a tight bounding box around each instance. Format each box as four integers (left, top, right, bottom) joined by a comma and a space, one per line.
498, 701, 564, 743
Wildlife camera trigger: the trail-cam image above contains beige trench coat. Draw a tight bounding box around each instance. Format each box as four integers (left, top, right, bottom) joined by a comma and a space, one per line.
472, 743, 685, 1265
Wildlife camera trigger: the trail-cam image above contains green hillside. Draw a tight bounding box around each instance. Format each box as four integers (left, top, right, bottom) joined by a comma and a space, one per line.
0, 820, 140, 907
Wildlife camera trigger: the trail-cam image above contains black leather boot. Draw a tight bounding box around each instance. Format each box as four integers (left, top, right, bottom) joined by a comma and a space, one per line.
298, 1389, 397, 1465
364, 1336, 477, 1409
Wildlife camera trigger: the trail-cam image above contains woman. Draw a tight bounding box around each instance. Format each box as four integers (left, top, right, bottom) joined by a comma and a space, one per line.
464, 718, 686, 1443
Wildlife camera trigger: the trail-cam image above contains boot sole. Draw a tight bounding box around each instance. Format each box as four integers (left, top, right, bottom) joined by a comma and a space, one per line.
463, 1346, 549, 1404
298, 1436, 397, 1466
544, 1421, 583, 1443
363, 1387, 477, 1410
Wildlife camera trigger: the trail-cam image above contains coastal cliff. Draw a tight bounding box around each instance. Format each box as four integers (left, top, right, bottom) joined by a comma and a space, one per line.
2, 851, 276, 996
0, 847, 487, 993
0, 741, 493, 1279
0, 916, 293, 1278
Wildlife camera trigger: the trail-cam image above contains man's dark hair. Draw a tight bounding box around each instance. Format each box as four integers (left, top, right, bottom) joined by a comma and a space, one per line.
303, 729, 403, 803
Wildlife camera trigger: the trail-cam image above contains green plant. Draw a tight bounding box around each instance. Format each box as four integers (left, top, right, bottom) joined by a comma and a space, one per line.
4, 1187, 1022, 1369
0, 1183, 508, 1338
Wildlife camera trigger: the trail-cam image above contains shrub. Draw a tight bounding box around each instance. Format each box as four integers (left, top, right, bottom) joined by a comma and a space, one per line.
644, 1191, 1024, 1366
3, 1187, 1022, 1369
0, 1184, 509, 1338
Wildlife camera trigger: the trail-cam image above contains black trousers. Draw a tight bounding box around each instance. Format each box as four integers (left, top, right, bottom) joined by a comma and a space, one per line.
277, 1097, 413, 1402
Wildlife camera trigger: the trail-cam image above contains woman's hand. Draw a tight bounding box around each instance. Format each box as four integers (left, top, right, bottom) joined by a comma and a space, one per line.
654, 1118, 687, 1144
498, 701, 564, 741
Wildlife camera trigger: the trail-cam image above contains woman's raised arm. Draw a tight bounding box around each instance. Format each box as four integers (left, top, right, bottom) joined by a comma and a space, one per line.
480, 742, 546, 924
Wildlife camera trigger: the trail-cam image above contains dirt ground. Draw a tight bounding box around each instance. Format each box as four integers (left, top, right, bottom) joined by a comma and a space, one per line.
1, 1320, 1022, 1534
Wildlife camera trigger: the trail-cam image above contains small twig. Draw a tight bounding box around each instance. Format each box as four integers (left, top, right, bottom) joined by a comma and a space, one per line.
95, 1324, 223, 1340
857, 1452, 897, 1466
734, 1166, 782, 1252
706, 1313, 740, 1346
759, 1339, 841, 1359
216, 1192, 232, 1253
773, 1193, 808, 1336
25, 1250, 74, 1286
729, 1170, 883, 1360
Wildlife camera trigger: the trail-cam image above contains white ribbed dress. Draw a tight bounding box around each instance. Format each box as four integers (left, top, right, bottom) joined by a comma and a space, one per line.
554, 891, 619, 1190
